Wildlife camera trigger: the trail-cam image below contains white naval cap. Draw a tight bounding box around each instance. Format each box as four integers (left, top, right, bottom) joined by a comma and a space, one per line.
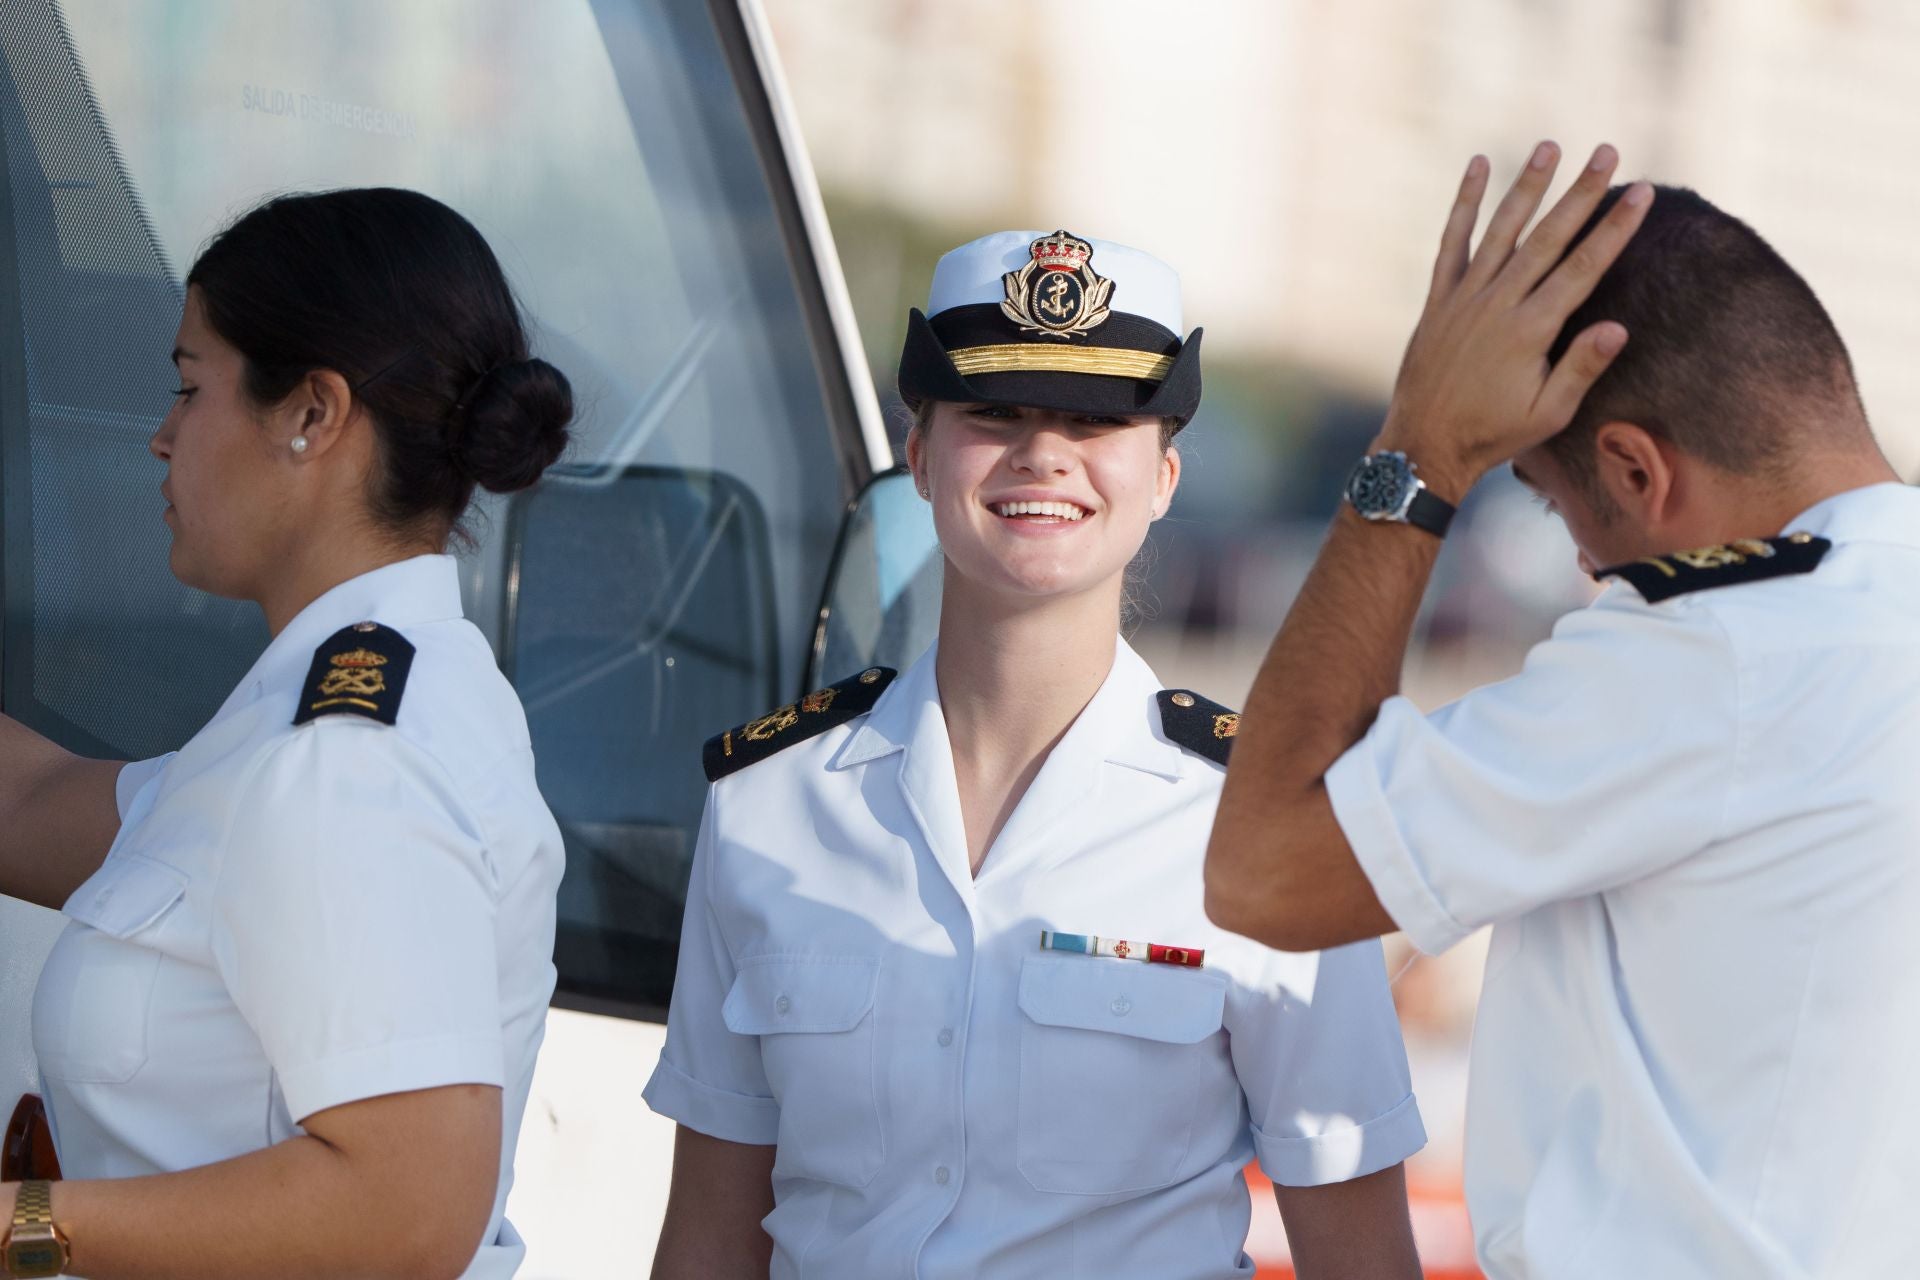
898, 227, 1204, 423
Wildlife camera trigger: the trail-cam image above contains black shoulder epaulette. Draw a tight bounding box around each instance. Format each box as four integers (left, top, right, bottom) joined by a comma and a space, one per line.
1597, 532, 1830, 603
294, 622, 415, 727
1156, 688, 1240, 768
703, 667, 896, 782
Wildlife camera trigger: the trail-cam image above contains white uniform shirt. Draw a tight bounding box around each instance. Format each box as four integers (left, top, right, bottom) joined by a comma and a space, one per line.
1326, 482, 1920, 1279
30, 555, 564, 1280
646, 639, 1425, 1280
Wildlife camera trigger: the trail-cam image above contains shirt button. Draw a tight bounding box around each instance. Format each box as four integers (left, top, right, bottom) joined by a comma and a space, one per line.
933, 1165, 951, 1185
1111, 995, 1132, 1017
775, 995, 791, 1015
937, 1028, 954, 1048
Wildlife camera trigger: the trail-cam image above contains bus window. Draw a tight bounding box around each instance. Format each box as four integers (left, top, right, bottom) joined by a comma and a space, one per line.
0, 0, 873, 1020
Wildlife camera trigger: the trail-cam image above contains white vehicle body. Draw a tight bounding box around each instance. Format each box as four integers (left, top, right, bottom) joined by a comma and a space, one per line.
0, 2, 932, 1275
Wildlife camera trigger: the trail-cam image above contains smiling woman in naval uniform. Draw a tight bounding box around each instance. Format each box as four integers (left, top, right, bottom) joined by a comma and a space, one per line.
0, 189, 571, 1280
645, 230, 1428, 1280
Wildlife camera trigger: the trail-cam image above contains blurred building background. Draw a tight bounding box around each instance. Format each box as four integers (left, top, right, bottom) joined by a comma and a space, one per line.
763, 0, 1920, 1264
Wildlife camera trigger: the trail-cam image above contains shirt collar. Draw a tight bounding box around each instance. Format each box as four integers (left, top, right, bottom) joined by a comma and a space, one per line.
212, 554, 466, 723
833, 634, 1187, 780
1780, 481, 1920, 548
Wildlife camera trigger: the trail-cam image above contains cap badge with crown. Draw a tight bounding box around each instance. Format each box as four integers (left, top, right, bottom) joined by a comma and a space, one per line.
897, 226, 1202, 423
1000, 230, 1114, 340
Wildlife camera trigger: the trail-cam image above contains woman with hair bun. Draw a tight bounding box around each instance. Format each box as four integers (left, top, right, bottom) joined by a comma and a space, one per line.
0, 188, 571, 1279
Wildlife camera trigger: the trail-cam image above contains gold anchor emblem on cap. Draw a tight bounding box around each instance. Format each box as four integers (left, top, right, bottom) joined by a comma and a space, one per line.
999, 230, 1114, 340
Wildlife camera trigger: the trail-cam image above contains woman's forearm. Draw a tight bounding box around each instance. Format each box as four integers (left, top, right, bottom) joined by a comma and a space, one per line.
1275, 1163, 1423, 1280
2, 1085, 501, 1280
652, 1127, 775, 1279
0, 715, 122, 909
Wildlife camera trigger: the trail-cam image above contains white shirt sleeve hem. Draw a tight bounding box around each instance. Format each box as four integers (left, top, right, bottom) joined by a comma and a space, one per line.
642, 1056, 779, 1146
113, 754, 175, 820
278, 1032, 504, 1123
1325, 730, 1472, 955
1252, 1090, 1427, 1187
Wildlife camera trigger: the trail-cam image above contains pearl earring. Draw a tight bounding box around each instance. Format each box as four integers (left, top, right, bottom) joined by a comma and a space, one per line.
290, 435, 309, 454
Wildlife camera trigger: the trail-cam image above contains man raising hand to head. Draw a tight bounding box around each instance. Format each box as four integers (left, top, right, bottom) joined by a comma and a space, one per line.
1206, 142, 1916, 1279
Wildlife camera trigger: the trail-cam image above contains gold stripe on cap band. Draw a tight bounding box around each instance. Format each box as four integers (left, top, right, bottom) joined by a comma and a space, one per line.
947, 343, 1174, 381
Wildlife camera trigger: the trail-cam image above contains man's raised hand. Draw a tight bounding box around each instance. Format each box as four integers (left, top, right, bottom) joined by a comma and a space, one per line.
1376, 142, 1654, 499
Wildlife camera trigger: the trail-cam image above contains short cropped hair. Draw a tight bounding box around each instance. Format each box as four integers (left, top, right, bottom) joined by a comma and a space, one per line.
1546, 185, 1864, 495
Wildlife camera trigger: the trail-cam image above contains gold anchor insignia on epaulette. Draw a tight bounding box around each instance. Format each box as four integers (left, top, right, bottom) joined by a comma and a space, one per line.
1636, 537, 1774, 579
724, 681, 862, 758
312, 647, 388, 712
742, 704, 799, 743
1213, 713, 1240, 740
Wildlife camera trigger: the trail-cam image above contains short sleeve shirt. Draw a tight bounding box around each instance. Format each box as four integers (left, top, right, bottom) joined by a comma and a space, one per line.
645, 639, 1425, 1280
30, 555, 565, 1280
1325, 483, 1920, 1279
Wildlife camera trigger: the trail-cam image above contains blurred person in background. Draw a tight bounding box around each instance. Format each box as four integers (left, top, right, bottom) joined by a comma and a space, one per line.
0, 189, 572, 1280
1208, 140, 1919, 1279
645, 230, 1426, 1279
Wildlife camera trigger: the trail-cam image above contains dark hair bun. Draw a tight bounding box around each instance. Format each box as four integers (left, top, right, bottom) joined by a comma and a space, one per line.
451, 357, 574, 494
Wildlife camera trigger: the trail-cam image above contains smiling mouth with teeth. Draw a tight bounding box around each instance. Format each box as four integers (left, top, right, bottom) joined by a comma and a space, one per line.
991, 500, 1090, 522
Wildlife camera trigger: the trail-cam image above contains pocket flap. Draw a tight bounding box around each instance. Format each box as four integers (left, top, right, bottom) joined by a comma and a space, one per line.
1019, 953, 1226, 1045
722, 955, 879, 1036
63, 853, 188, 938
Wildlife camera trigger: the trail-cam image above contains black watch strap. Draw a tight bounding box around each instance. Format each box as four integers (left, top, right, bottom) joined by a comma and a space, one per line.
1406, 486, 1455, 537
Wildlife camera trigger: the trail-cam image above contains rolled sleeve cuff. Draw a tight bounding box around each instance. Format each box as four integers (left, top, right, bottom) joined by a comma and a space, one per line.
1253, 1091, 1427, 1187
642, 1056, 779, 1146
278, 1032, 504, 1123
1325, 730, 1471, 956
114, 754, 175, 819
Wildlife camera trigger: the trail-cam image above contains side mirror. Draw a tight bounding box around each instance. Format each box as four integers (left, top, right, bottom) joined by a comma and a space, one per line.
808, 467, 942, 687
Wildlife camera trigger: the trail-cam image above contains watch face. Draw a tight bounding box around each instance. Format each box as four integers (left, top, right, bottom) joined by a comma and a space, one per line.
1346, 451, 1415, 519
6, 1236, 67, 1277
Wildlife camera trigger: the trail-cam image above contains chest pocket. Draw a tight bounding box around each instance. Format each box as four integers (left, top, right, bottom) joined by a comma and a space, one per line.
32, 854, 188, 1085
1016, 953, 1230, 1195
722, 955, 884, 1188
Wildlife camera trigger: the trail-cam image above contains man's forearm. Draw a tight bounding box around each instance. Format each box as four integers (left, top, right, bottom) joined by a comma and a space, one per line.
1246, 505, 1444, 776
1202, 143, 1648, 949
1205, 504, 1441, 945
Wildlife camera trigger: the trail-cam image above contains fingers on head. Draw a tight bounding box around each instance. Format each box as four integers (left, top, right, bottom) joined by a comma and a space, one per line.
1536, 321, 1629, 429
1512, 144, 1624, 275
1526, 180, 1655, 316
1431, 155, 1491, 290
1458, 141, 1562, 289
1480, 142, 1562, 244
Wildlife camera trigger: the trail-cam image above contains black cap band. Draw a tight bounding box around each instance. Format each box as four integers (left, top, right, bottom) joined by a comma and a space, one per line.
898, 306, 1203, 423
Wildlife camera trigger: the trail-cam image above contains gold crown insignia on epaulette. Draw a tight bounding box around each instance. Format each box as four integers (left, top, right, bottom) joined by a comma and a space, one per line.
1598, 532, 1831, 603
294, 622, 415, 727
702, 667, 897, 782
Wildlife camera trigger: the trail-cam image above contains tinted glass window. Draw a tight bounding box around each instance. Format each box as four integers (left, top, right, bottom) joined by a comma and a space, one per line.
0, 0, 862, 1018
